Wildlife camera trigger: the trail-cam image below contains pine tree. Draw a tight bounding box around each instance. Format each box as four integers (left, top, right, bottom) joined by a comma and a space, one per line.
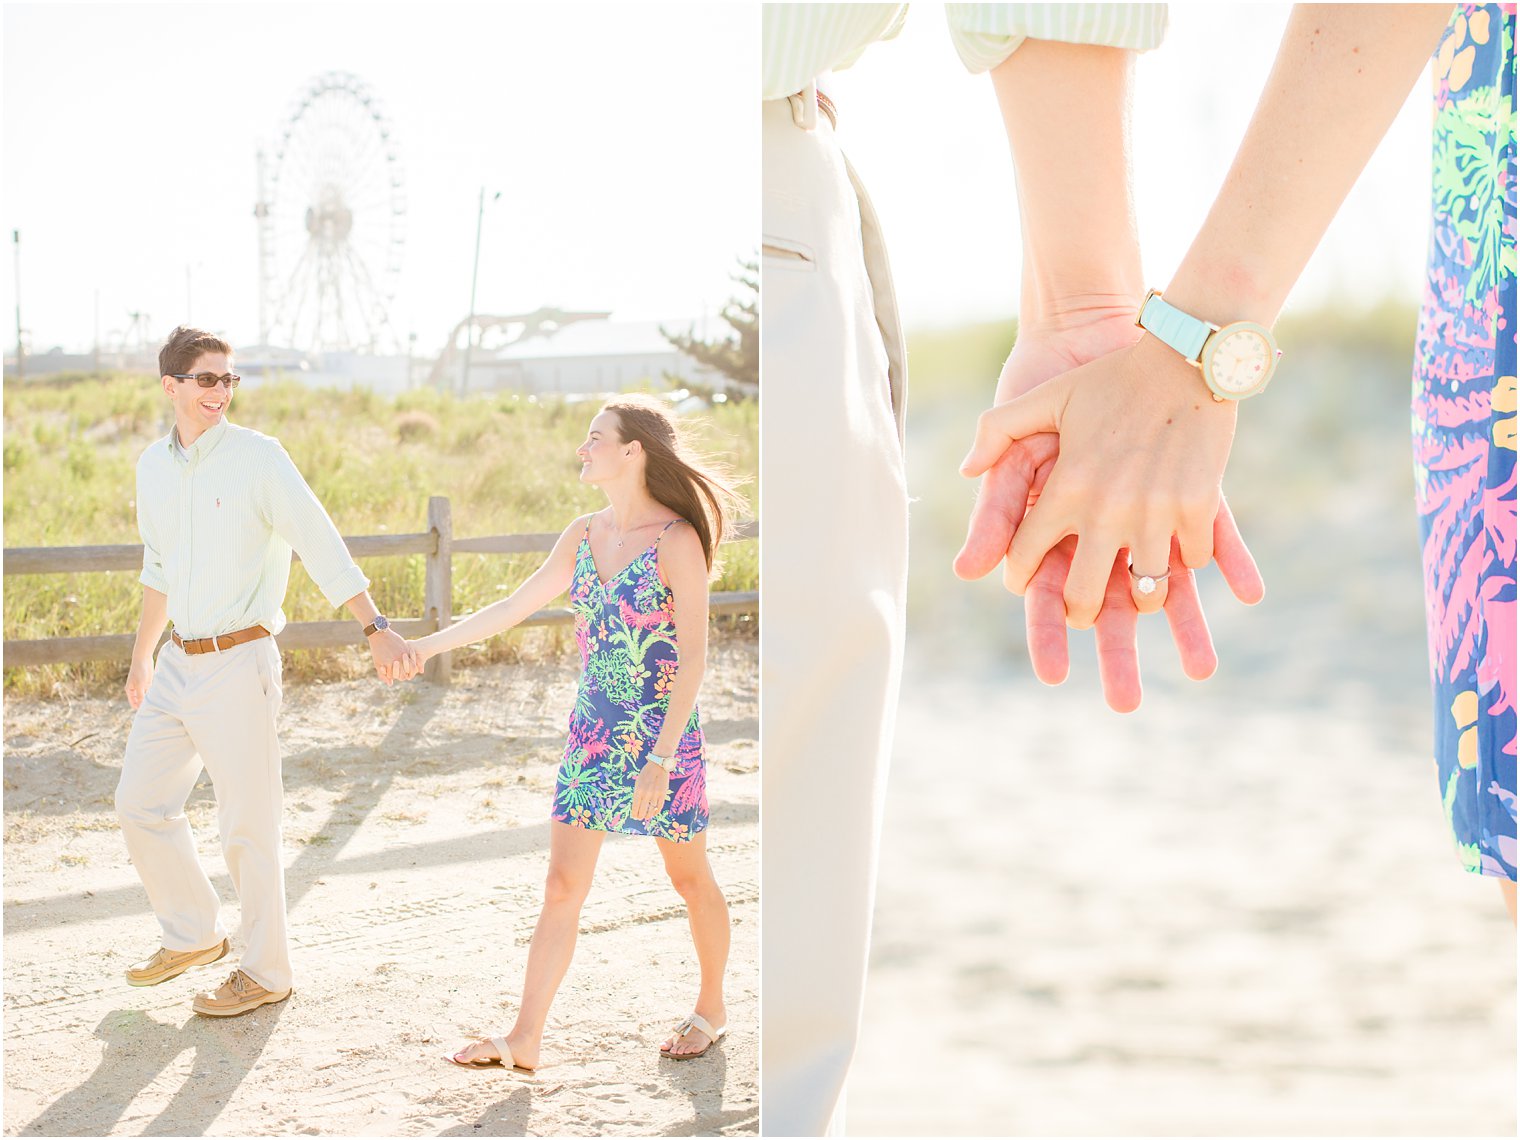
661, 257, 757, 401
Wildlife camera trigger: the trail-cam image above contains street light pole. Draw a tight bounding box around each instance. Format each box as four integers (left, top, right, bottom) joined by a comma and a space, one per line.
460, 188, 500, 396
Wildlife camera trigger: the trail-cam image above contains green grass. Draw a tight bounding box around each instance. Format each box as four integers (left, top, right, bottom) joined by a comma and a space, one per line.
3, 374, 756, 696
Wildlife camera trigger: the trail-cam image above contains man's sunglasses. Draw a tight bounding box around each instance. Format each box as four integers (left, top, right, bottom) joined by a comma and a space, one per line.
172, 372, 241, 389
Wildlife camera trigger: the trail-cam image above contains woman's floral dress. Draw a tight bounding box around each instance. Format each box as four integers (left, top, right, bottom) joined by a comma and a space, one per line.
1413, 4, 1516, 880
552, 517, 708, 842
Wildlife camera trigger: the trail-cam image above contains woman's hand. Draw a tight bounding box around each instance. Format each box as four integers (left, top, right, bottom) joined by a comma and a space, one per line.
962, 335, 1245, 628
630, 761, 671, 821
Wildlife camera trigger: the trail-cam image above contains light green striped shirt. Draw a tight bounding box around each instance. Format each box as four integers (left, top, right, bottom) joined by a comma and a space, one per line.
762, 3, 1168, 99
136, 418, 370, 638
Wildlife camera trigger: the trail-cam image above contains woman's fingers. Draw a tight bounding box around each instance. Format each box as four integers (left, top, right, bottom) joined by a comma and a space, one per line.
1061, 531, 1119, 630
960, 380, 1068, 478
1126, 531, 1173, 614
1214, 498, 1265, 605
1176, 497, 1219, 570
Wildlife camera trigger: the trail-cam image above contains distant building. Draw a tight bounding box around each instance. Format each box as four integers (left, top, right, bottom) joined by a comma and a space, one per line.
467, 319, 721, 397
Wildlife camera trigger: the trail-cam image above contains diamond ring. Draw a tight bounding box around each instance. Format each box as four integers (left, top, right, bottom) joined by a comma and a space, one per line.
1126, 562, 1171, 596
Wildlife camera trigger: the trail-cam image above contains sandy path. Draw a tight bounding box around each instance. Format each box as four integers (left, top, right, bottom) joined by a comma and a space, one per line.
3, 637, 758, 1137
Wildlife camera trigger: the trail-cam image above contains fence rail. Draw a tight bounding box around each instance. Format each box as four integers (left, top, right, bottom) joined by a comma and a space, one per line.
3, 497, 758, 682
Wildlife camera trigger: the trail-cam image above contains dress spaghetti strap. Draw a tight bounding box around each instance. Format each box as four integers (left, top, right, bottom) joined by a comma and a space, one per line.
654, 519, 684, 545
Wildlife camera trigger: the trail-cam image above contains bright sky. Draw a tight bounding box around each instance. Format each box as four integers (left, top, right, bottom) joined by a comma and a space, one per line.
2, 3, 758, 356
826, 2, 1434, 329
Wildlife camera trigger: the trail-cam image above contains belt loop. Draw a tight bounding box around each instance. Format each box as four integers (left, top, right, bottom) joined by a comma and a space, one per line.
789, 79, 819, 132
212, 634, 223, 655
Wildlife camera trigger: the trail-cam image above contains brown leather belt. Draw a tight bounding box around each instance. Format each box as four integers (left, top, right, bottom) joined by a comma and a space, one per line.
172, 625, 270, 655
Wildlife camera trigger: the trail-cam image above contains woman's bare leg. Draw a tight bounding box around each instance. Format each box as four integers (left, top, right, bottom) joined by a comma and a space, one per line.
656, 830, 730, 1056
453, 821, 605, 1068
1500, 879, 1516, 924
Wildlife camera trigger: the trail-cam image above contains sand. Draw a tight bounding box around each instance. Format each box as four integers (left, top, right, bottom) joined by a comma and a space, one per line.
843, 339, 1517, 1136
3, 636, 758, 1137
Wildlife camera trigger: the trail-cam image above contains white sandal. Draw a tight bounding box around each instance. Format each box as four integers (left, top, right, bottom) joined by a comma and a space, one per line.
661, 1012, 727, 1061
445, 1035, 536, 1074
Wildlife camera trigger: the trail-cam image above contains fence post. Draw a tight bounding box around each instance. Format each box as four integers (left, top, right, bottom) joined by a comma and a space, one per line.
424, 495, 452, 683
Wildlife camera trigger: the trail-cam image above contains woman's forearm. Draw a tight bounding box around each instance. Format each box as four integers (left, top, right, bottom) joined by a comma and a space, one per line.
417, 570, 563, 658
992, 39, 1146, 332
1166, 4, 1451, 326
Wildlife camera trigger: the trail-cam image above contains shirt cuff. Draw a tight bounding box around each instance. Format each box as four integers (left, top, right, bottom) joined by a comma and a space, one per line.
139, 564, 169, 595
946, 3, 1168, 73
313, 564, 371, 612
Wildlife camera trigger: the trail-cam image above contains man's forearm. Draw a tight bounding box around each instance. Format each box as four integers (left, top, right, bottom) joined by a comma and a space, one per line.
992, 39, 1145, 331
1166, 4, 1451, 325
132, 587, 169, 661
342, 591, 381, 629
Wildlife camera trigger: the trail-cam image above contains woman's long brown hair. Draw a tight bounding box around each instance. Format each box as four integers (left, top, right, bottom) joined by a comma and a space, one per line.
602, 394, 743, 574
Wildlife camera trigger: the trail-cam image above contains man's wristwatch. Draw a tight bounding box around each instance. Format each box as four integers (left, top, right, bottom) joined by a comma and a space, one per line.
1135, 289, 1281, 402
645, 753, 674, 774
362, 615, 391, 638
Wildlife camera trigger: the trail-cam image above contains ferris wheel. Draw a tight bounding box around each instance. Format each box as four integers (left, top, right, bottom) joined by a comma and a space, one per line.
255, 71, 406, 354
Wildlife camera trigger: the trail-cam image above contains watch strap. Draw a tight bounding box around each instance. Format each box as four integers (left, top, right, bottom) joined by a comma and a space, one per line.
647, 754, 674, 772
362, 616, 388, 637
1138, 292, 1211, 363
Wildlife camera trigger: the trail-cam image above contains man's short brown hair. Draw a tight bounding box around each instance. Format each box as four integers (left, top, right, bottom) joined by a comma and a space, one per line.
158, 326, 232, 378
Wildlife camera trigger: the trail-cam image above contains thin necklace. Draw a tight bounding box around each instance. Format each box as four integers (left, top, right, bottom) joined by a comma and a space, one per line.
612, 514, 663, 549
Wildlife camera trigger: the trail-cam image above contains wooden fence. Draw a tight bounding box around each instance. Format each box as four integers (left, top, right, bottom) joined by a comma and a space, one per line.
2, 496, 759, 683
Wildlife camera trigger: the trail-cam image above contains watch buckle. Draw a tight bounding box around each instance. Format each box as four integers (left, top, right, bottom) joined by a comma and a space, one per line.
1135, 288, 1162, 327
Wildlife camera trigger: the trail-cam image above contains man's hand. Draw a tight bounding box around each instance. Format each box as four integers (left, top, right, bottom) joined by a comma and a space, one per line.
630, 761, 671, 821
125, 654, 155, 709
368, 627, 419, 685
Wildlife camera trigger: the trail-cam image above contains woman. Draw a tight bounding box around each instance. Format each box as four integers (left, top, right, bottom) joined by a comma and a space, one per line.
962, 4, 1515, 913
406, 394, 741, 1069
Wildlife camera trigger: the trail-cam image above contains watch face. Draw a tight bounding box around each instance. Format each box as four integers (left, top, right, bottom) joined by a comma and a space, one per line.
371, 615, 389, 632
1202, 323, 1277, 398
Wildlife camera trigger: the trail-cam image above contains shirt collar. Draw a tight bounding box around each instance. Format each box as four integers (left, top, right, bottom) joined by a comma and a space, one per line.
168, 417, 230, 462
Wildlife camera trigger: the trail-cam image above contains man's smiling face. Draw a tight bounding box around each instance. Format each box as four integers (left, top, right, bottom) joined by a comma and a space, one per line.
161, 350, 234, 441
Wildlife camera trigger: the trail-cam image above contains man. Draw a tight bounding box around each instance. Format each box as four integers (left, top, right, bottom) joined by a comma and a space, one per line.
117, 325, 416, 1017
760, 6, 1173, 1133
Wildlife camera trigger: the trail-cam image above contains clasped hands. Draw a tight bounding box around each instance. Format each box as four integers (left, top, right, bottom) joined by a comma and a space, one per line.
955, 315, 1264, 712
369, 626, 425, 685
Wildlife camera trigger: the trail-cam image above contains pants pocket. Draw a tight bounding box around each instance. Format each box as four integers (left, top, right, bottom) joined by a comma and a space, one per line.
762, 236, 816, 271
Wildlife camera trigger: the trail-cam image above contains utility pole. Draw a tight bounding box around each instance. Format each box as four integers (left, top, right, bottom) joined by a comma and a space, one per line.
460, 188, 500, 395
406, 330, 417, 391
12, 229, 23, 381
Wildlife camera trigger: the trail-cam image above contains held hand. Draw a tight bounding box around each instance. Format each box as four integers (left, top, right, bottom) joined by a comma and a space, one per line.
629, 761, 671, 821
125, 655, 154, 710
404, 637, 433, 672
368, 627, 419, 685
962, 336, 1240, 627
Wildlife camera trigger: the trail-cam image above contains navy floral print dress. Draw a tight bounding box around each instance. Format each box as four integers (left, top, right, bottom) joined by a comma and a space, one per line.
1413, 4, 1516, 880
552, 517, 709, 842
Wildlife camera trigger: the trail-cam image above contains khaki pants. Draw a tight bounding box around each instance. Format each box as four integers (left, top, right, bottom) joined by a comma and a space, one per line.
761, 88, 909, 1137
116, 637, 290, 992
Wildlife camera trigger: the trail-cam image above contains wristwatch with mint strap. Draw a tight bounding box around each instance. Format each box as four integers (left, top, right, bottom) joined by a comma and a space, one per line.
1135, 289, 1280, 401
